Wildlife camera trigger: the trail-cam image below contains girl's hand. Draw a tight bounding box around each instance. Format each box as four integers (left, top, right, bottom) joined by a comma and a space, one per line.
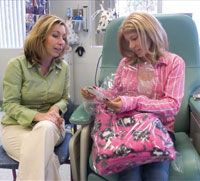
81, 88, 96, 100
103, 97, 122, 113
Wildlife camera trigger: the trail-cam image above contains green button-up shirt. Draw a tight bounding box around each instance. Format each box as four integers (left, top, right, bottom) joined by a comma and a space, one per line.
1, 55, 70, 127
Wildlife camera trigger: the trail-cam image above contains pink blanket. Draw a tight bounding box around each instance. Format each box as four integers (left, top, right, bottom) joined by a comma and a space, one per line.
92, 104, 176, 175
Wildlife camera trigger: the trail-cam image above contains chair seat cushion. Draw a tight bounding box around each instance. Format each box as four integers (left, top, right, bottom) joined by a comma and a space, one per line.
0, 145, 18, 169
0, 132, 72, 170
169, 132, 200, 180
88, 173, 111, 181
89, 132, 200, 181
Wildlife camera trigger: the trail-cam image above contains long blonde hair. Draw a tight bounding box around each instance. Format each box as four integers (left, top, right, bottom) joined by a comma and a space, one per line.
24, 14, 68, 64
118, 12, 168, 64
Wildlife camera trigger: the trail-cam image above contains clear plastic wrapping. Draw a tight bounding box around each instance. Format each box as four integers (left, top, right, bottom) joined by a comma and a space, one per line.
83, 62, 154, 115
83, 73, 116, 115
137, 61, 154, 98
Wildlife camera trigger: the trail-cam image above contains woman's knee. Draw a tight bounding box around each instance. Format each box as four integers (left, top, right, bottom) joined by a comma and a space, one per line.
33, 120, 62, 143
33, 120, 58, 131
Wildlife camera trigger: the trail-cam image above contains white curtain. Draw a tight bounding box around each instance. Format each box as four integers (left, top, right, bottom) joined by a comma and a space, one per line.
0, 0, 26, 48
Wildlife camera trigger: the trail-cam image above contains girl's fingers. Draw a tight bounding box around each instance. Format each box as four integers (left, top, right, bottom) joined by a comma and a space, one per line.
103, 97, 122, 112
81, 88, 96, 99
112, 97, 121, 102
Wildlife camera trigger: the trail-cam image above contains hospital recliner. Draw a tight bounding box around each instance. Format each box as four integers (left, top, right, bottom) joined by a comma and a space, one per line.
69, 14, 200, 181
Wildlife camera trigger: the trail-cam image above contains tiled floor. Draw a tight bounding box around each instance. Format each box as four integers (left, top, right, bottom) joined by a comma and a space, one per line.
0, 165, 71, 181
0, 112, 71, 181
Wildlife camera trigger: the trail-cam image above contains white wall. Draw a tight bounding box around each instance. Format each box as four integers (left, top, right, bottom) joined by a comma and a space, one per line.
0, 49, 23, 101
50, 0, 102, 105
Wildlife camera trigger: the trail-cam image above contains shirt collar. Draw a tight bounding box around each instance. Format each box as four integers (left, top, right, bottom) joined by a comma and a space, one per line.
54, 60, 62, 70
27, 58, 62, 70
157, 52, 170, 65
27, 60, 36, 68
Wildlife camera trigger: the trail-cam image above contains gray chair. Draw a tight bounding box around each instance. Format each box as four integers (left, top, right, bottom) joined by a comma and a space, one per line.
0, 99, 75, 181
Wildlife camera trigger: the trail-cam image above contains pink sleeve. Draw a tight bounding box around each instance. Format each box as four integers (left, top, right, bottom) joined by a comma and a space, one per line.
119, 96, 137, 112
119, 56, 185, 116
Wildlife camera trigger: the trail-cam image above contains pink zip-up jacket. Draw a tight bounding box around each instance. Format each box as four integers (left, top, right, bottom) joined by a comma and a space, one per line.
100, 51, 185, 133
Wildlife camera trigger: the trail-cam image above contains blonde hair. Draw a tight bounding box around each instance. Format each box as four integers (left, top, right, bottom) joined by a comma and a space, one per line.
24, 14, 68, 64
118, 12, 168, 64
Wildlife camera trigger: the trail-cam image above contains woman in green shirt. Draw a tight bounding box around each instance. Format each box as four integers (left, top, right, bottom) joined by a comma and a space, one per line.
1, 14, 70, 180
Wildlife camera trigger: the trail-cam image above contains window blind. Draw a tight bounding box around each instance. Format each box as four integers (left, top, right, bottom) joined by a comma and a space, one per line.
0, 0, 25, 48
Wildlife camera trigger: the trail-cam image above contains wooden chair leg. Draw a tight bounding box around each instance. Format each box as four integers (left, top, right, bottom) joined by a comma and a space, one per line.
12, 169, 17, 181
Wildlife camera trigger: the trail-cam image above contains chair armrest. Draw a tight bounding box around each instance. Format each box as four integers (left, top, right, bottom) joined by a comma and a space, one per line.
69, 125, 93, 181
69, 104, 93, 125
80, 124, 93, 181
189, 97, 200, 116
189, 97, 200, 154
69, 127, 82, 181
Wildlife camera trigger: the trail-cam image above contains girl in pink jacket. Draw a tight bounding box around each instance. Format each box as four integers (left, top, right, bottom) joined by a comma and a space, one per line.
82, 12, 185, 181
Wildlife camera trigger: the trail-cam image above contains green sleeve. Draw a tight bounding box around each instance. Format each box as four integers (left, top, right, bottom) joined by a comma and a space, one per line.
3, 58, 38, 126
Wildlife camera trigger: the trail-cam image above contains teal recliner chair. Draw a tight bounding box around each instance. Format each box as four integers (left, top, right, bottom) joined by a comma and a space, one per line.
69, 14, 200, 181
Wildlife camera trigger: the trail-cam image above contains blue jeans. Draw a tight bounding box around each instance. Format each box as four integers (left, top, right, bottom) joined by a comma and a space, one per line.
118, 132, 175, 181
118, 161, 170, 181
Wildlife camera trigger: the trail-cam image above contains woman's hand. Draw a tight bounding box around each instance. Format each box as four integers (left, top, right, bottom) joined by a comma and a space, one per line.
81, 88, 96, 100
34, 105, 64, 132
103, 97, 122, 113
